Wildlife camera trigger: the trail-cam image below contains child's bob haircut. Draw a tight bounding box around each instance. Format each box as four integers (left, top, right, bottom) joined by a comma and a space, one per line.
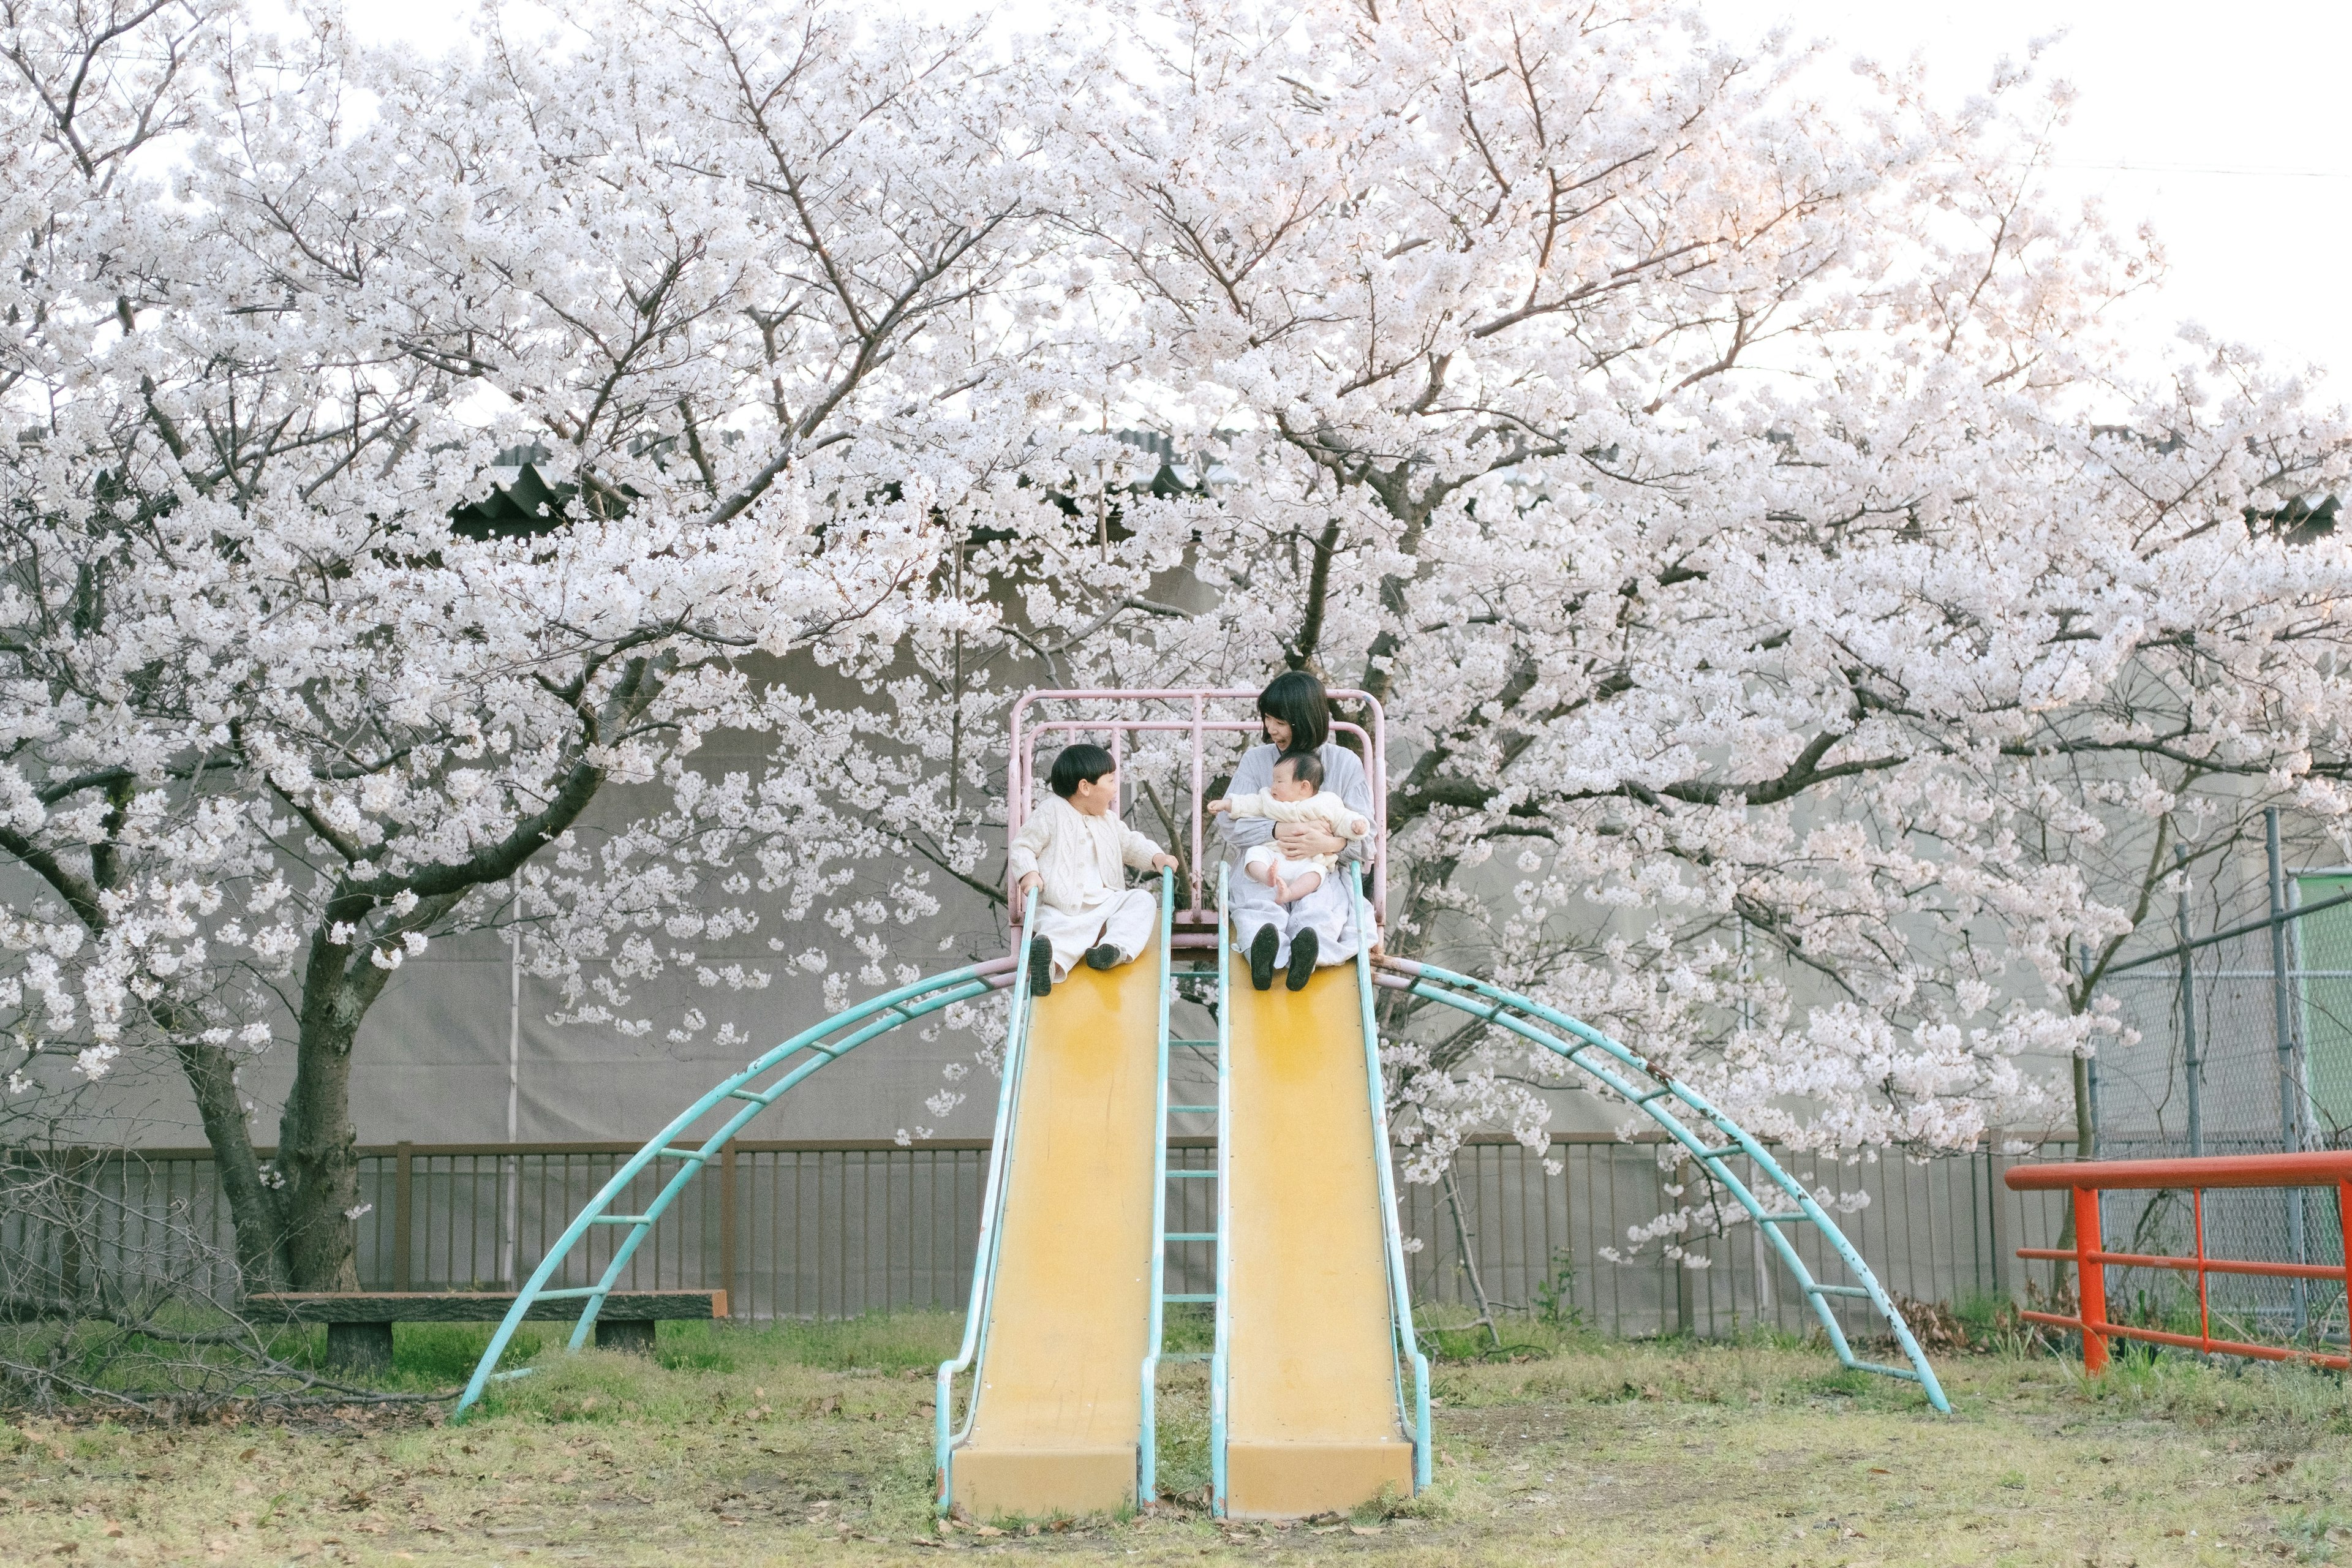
1275, 749, 1325, 790
1048, 742, 1117, 799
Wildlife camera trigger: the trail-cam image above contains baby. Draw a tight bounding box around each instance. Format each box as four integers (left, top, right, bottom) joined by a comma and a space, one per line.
1208, 749, 1371, 904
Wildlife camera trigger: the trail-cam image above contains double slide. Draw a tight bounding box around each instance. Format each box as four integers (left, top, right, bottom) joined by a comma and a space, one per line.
937, 871, 1427, 1520
453, 688, 1946, 1518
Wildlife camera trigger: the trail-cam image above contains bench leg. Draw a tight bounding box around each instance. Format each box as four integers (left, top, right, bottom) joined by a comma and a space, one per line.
595, 1318, 657, 1355
326, 1322, 394, 1371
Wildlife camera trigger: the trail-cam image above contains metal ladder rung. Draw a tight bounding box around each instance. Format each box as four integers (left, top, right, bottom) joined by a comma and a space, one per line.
1168, 1104, 1216, 1114
1164, 1293, 1216, 1303
1170, 1038, 1216, 1047
588, 1214, 650, 1226
1165, 1232, 1216, 1242
1632, 1086, 1676, 1106
725, 1088, 769, 1103
1756, 1212, 1807, 1224
1806, 1283, 1872, 1298
1166, 1170, 1218, 1180
653, 1147, 709, 1162
1846, 1359, 1923, 1381
1689, 1145, 1742, 1160
532, 1287, 606, 1301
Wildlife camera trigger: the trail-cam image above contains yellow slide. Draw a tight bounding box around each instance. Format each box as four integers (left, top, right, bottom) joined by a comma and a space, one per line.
1221, 956, 1415, 1518
946, 937, 1163, 1519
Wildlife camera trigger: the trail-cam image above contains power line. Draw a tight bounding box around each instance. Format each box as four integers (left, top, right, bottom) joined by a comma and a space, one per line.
2051, 161, 2352, 179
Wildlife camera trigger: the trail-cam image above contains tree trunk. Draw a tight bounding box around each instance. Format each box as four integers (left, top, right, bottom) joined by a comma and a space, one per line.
2072, 1052, 2097, 1161
274, 1011, 364, 1291
273, 883, 483, 1290
171, 1034, 287, 1294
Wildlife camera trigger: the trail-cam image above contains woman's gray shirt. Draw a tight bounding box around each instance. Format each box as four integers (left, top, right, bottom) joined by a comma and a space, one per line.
1216, 741, 1374, 866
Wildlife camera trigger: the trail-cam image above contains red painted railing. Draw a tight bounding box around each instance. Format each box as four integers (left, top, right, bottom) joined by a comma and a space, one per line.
2005, 1152, 2352, 1373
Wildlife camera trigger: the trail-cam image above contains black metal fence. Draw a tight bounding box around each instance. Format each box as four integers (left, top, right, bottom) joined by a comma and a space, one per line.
5, 1133, 2069, 1340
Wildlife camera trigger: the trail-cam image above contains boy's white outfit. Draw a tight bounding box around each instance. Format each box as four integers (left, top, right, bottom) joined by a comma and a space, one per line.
1007, 793, 1167, 981
1223, 789, 1370, 889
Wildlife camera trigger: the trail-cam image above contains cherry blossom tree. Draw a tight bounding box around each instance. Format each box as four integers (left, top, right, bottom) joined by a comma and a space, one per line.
9, 0, 2352, 1306
0, 0, 1062, 1290
971, 0, 2352, 1212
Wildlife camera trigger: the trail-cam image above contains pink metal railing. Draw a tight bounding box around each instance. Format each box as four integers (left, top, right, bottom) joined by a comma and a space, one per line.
1005, 688, 1388, 936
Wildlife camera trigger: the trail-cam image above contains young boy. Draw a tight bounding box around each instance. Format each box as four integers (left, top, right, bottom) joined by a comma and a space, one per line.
1009, 743, 1178, 998
1208, 749, 1371, 905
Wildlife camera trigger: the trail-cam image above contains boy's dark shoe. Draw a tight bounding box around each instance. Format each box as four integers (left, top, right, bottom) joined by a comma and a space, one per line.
1027, 935, 1054, 998
1084, 943, 1123, 971
1285, 928, 1319, 991
1248, 926, 1279, 991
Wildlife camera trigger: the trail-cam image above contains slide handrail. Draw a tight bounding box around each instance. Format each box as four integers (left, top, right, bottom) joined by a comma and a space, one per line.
1378, 957, 1950, 1412
454, 951, 1012, 1419
1208, 866, 1235, 1515
1136, 867, 1177, 1502
935, 887, 1045, 1509
1350, 867, 1432, 1491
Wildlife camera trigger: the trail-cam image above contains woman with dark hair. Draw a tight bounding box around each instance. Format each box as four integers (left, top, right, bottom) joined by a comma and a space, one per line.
1216, 671, 1374, 990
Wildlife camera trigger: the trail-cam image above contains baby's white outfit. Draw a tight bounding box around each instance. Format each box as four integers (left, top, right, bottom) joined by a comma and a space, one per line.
1006, 793, 1168, 981
1223, 789, 1370, 888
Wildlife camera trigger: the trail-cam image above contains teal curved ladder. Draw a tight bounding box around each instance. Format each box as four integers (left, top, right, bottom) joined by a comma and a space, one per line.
453, 891, 1040, 1420
1374, 956, 1951, 1411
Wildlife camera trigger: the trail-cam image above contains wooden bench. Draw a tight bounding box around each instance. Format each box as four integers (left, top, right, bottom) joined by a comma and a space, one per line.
246, 1290, 726, 1369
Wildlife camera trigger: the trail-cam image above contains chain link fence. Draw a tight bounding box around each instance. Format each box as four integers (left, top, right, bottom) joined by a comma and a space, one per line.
2088, 811, 2352, 1353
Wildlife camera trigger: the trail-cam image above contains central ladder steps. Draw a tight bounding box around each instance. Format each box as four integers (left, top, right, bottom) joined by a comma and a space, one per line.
1141, 963, 1226, 1504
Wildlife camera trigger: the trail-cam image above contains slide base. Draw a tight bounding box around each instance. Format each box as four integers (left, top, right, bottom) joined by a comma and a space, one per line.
1226, 1441, 1414, 1521
954, 1446, 1137, 1521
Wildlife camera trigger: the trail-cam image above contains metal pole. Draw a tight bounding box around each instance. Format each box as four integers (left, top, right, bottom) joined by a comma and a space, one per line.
2177, 845, 2201, 1159
502, 927, 521, 1287
2080, 938, 2104, 1259
2086, 1055, 2102, 1150
2073, 1183, 2109, 1375
2267, 809, 2309, 1335
393, 1141, 414, 1292
1190, 695, 1204, 916
1738, 918, 1770, 1317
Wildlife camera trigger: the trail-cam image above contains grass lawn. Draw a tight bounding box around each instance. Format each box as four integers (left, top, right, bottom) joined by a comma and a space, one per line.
6, 1311, 2352, 1566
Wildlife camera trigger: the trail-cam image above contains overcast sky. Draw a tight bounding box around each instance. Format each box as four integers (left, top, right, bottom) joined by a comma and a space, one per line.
335, 0, 2352, 396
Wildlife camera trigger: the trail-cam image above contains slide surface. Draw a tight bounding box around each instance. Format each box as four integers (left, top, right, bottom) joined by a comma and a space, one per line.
949, 937, 1163, 1519
1223, 954, 1414, 1519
